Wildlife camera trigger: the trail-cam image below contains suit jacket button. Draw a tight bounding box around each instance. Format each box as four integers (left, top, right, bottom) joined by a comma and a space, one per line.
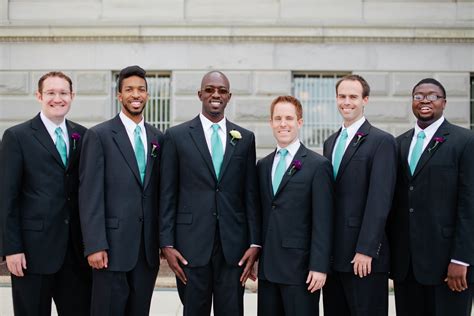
64, 219, 69, 224
409, 186, 414, 191
216, 188, 220, 192
272, 205, 276, 209
409, 208, 414, 213
139, 216, 144, 222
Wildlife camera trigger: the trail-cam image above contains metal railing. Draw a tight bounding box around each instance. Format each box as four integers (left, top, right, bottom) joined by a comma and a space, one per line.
293, 73, 347, 148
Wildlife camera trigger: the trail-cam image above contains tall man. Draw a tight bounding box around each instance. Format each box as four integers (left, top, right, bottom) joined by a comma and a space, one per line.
79, 65, 163, 316
0, 71, 91, 315
388, 78, 474, 316
322, 74, 397, 316
160, 71, 260, 316
257, 96, 333, 316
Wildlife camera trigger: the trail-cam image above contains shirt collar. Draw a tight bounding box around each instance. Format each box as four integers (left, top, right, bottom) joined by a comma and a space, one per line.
40, 111, 67, 135
341, 116, 366, 139
276, 139, 301, 158
199, 113, 226, 132
414, 116, 445, 138
119, 111, 145, 133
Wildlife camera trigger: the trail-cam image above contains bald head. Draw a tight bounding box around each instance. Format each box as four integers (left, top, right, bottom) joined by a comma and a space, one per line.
200, 71, 230, 90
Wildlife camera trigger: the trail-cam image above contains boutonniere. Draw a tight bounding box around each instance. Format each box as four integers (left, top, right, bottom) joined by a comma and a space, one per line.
287, 160, 302, 176
150, 141, 160, 158
428, 137, 445, 153
229, 130, 242, 146
71, 133, 81, 150
352, 132, 367, 147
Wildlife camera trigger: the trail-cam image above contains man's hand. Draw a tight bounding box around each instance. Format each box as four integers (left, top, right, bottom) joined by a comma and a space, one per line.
444, 262, 468, 292
351, 253, 372, 278
238, 247, 260, 286
306, 271, 326, 293
6, 253, 27, 277
161, 247, 188, 284
87, 250, 108, 269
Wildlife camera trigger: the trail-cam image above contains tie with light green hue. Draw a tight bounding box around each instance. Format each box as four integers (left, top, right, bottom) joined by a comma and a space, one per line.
55, 127, 67, 166
333, 129, 348, 178
273, 148, 288, 194
409, 131, 426, 175
211, 124, 224, 178
134, 125, 146, 183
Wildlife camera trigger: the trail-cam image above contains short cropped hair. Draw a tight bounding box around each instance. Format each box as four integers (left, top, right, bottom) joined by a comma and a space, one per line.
270, 95, 303, 120
38, 71, 73, 92
117, 65, 147, 92
335, 74, 370, 98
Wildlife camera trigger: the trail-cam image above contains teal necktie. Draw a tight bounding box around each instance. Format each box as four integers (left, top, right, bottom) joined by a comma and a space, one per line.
273, 148, 288, 194
211, 124, 224, 178
134, 125, 146, 183
409, 131, 426, 175
55, 127, 67, 166
333, 129, 348, 178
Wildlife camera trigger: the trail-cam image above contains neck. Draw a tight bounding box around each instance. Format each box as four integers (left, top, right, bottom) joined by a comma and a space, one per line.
417, 120, 433, 130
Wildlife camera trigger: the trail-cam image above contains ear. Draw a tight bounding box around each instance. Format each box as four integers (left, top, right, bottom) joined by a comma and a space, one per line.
35, 90, 43, 103
297, 118, 303, 128
362, 96, 369, 106
198, 90, 203, 101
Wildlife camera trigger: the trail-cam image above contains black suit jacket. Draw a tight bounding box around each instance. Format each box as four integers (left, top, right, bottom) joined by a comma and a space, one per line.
0, 114, 87, 273
257, 144, 334, 285
388, 120, 474, 285
159, 116, 260, 267
323, 120, 397, 273
79, 115, 163, 271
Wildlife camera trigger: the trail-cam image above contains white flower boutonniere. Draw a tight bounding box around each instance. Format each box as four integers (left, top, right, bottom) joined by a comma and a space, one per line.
229, 130, 242, 146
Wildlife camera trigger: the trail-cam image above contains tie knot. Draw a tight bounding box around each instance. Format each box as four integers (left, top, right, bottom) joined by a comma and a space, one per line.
55, 127, 62, 136
418, 131, 426, 139
134, 125, 141, 135
279, 148, 288, 157
340, 129, 348, 139
212, 124, 220, 132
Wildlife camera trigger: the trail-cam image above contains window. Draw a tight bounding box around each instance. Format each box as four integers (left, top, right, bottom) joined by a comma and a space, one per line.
293, 73, 348, 148
113, 72, 171, 131
470, 74, 474, 130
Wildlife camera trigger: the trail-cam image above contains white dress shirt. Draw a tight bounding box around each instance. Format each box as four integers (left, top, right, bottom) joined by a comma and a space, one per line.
407, 116, 444, 163
199, 113, 227, 155
119, 111, 148, 156
332, 116, 366, 163
271, 139, 301, 182
40, 111, 70, 157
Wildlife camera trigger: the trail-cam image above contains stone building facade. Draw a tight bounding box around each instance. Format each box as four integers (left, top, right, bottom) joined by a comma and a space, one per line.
1, 0, 473, 155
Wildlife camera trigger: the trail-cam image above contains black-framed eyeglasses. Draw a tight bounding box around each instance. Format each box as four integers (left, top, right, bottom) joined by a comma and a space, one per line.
413, 94, 445, 102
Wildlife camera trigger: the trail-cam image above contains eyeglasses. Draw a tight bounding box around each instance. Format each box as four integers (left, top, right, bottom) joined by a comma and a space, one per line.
202, 87, 229, 95
42, 91, 71, 99
413, 94, 444, 102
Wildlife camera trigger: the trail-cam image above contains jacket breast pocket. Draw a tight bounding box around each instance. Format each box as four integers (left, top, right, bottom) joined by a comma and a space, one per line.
22, 219, 43, 231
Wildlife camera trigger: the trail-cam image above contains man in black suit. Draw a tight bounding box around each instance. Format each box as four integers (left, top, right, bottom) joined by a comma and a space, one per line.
388, 78, 474, 316
79, 65, 163, 316
322, 74, 397, 316
256, 96, 333, 316
159, 71, 260, 316
0, 71, 91, 315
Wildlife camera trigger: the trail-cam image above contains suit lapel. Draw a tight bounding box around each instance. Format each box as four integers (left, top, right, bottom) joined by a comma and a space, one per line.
31, 114, 65, 168
267, 150, 277, 198
274, 144, 307, 197
324, 132, 338, 160
400, 130, 413, 179
188, 116, 217, 180
143, 124, 158, 190
412, 121, 450, 178
336, 121, 371, 181
111, 116, 142, 186
218, 121, 238, 182
66, 120, 80, 171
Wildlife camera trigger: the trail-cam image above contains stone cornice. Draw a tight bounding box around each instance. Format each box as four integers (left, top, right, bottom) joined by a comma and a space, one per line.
1, 25, 473, 43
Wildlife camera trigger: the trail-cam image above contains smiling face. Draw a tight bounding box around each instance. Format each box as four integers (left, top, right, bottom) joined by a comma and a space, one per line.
336, 79, 368, 127
271, 101, 303, 148
118, 75, 148, 124
198, 72, 232, 123
36, 76, 74, 125
412, 83, 446, 128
